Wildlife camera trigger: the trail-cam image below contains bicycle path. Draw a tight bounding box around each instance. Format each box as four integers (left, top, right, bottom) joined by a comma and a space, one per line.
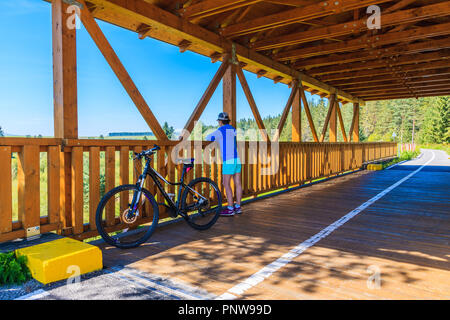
13, 149, 450, 300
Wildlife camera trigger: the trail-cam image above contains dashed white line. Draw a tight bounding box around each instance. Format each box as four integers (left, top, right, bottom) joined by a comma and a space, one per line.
217, 151, 435, 300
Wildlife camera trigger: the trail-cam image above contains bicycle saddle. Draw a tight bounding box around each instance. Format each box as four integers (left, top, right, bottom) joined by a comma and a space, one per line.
176, 158, 195, 165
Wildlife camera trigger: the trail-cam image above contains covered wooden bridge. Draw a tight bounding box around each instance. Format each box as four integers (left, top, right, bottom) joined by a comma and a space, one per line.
0, 0, 449, 299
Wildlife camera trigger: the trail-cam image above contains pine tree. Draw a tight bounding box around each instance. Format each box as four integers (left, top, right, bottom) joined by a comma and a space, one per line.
0, 126, 4, 137
436, 96, 450, 143
163, 121, 175, 139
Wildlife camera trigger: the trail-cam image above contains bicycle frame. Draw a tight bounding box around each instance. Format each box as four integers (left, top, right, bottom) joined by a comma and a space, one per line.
130, 155, 206, 218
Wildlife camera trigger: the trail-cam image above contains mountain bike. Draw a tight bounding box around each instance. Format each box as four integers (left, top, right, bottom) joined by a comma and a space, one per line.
95, 145, 222, 249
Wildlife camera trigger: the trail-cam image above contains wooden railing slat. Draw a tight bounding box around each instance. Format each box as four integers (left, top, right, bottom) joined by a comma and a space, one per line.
47, 146, 61, 225
105, 147, 116, 226
0, 147, 12, 234
71, 146, 84, 235
18, 145, 40, 231
0, 138, 397, 243
89, 147, 100, 231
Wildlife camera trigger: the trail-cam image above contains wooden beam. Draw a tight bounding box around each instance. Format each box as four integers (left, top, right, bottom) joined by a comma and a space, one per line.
320, 60, 450, 82
292, 87, 301, 142
291, 38, 450, 67
236, 66, 270, 142
278, 22, 450, 60
299, 83, 319, 142
273, 81, 298, 141
257, 70, 267, 78
82, 0, 362, 103
329, 94, 337, 143
253, 1, 450, 51
350, 84, 450, 95
183, 58, 230, 135
350, 103, 359, 142
365, 92, 450, 100
210, 52, 223, 63
223, 62, 237, 127
358, 87, 450, 98
273, 76, 283, 84
264, 0, 317, 7
336, 102, 348, 142
52, 0, 78, 139
178, 39, 192, 53
308, 51, 449, 76
385, 0, 417, 13
340, 78, 450, 91
136, 23, 152, 39
319, 94, 336, 143
77, 0, 168, 141
222, 0, 392, 37
182, 0, 262, 21
331, 69, 450, 86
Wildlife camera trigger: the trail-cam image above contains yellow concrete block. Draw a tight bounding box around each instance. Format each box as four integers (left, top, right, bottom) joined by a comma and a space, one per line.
16, 238, 102, 284
367, 164, 383, 171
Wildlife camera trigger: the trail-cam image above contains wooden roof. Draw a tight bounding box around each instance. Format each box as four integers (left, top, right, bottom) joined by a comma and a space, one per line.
63, 0, 450, 102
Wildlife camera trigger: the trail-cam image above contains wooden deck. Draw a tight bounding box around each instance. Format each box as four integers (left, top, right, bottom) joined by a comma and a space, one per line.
100, 149, 450, 300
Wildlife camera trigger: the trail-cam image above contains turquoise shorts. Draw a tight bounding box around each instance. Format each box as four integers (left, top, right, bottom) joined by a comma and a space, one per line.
223, 158, 242, 175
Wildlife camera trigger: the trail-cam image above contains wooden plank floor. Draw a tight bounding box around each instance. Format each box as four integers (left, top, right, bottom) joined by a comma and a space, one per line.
100, 149, 450, 300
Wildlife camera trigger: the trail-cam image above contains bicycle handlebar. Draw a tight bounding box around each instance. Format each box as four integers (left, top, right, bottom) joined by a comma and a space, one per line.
134, 145, 160, 159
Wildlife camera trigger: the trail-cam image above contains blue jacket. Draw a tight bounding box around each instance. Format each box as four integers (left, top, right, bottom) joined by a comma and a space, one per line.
205, 124, 239, 162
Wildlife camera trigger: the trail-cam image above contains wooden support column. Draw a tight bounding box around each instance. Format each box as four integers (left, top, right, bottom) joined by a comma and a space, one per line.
274, 82, 298, 142
299, 83, 319, 142
350, 103, 360, 142
319, 93, 336, 143
292, 87, 301, 142
336, 102, 348, 142
52, 0, 78, 231
52, 0, 78, 139
329, 94, 337, 142
223, 62, 237, 127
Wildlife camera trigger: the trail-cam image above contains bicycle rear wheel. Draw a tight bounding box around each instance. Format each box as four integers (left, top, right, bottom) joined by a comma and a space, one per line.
181, 177, 222, 230
95, 184, 159, 249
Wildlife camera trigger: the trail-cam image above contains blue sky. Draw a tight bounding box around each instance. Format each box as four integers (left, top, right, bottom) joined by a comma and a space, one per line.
0, 0, 317, 137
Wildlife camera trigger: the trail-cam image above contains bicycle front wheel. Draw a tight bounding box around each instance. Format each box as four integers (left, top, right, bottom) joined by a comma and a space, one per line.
95, 184, 159, 249
181, 177, 222, 230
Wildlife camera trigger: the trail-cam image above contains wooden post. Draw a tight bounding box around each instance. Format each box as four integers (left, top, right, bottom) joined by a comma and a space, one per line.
319, 93, 336, 143
52, 0, 78, 139
329, 94, 337, 142
223, 62, 237, 127
299, 84, 319, 142
52, 0, 78, 231
18, 146, 41, 233
336, 102, 348, 142
352, 103, 360, 142
292, 87, 302, 142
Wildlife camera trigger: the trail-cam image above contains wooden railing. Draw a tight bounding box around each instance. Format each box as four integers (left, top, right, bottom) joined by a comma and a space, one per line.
0, 138, 397, 242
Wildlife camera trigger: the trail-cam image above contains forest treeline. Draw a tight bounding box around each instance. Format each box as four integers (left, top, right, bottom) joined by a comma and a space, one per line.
1, 97, 448, 145
193, 96, 449, 144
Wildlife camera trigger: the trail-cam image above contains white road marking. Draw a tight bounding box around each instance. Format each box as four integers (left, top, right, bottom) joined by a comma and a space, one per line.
108, 266, 215, 300
15, 289, 50, 300
217, 151, 436, 300
385, 159, 408, 170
